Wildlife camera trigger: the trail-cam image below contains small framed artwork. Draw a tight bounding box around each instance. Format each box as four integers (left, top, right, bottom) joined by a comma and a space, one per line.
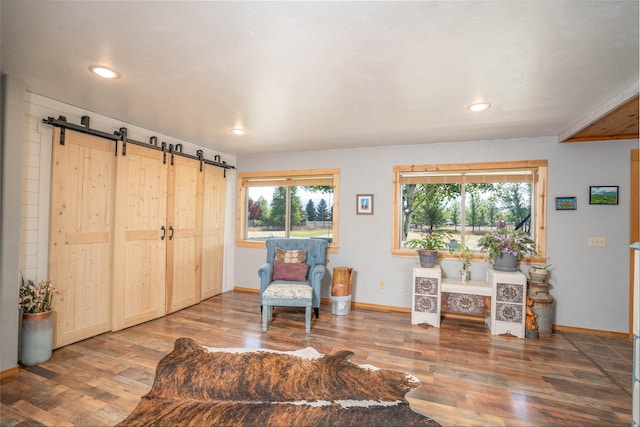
555, 196, 577, 210
589, 186, 619, 205
356, 194, 374, 215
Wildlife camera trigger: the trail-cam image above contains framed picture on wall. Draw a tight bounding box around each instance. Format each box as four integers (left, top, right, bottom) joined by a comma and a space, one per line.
589, 186, 619, 205
356, 194, 374, 215
555, 196, 577, 210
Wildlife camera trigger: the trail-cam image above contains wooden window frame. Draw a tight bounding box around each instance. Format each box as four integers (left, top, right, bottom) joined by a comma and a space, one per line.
392, 160, 548, 264
237, 168, 340, 252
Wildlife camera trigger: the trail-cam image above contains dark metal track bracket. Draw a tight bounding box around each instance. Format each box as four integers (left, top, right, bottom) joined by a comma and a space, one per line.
43, 116, 122, 146
41, 115, 235, 172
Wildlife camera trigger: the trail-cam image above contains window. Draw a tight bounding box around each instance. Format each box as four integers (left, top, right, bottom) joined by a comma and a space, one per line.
393, 160, 547, 262
237, 169, 339, 250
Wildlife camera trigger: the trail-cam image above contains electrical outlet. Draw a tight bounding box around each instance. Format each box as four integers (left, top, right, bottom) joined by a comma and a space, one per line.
399, 282, 405, 291
588, 236, 606, 247
379, 280, 384, 289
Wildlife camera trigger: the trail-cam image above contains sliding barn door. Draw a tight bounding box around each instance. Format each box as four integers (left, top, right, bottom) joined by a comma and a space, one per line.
49, 127, 225, 342
112, 144, 168, 330
49, 129, 115, 348
166, 155, 203, 313
201, 163, 227, 299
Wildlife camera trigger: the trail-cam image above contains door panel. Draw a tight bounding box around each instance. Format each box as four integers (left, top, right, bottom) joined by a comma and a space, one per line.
112, 144, 167, 330
166, 155, 203, 313
49, 129, 115, 348
201, 164, 226, 299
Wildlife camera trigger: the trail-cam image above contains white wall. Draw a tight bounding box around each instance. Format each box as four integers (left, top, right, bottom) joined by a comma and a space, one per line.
235, 136, 638, 333
1, 91, 237, 371
1, 75, 25, 372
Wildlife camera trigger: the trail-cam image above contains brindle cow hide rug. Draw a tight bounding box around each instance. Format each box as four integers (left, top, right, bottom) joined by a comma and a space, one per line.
117, 337, 441, 427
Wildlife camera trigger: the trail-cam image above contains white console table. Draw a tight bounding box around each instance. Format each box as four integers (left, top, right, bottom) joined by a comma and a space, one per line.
412, 264, 527, 338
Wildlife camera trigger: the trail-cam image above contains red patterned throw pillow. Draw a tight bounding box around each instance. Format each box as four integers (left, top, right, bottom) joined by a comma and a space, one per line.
273, 261, 309, 281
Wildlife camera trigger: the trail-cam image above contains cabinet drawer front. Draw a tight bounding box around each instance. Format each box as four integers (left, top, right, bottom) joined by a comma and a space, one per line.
496, 283, 524, 303
496, 303, 523, 323
415, 295, 438, 313
442, 293, 488, 316
414, 277, 438, 295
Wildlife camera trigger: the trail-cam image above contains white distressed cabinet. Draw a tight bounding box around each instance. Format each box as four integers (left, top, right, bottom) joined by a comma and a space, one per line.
411, 265, 441, 327
488, 268, 527, 339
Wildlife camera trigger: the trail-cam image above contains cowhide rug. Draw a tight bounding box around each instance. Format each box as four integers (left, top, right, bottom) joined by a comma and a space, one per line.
117, 337, 441, 426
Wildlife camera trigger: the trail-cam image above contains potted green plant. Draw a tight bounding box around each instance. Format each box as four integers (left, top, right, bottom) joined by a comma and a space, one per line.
477, 228, 536, 272
528, 263, 553, 299
19, 277, 58, 366
457, 245, 473, 282
528, 263, 552, 283
405, 230, 453, 268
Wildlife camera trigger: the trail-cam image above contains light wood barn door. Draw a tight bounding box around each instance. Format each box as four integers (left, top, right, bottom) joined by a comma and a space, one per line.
112, 144, 168, 330
201, 164, 226, 299
49, 129, 115, 348
166, 155, 203, 313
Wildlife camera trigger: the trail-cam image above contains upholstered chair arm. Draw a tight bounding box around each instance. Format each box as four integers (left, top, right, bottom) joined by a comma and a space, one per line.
310, 264, 326, 284
309, 264, 327, 308
257, 263, 273, 304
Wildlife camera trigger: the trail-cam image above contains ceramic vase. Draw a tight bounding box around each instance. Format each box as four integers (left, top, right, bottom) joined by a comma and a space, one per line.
20, 310, 53, 366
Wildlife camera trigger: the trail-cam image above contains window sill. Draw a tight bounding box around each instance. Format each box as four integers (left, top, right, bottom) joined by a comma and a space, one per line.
392, 248, 548, 266
237, 239, 339, 253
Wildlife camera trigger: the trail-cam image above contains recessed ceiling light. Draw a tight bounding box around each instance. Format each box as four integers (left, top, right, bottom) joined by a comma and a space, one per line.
89, 65, 120, 79
231, 128, 245, 136
468, 103, 491, 112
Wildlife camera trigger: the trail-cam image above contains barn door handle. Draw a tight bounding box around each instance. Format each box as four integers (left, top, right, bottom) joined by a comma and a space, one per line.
160, 225, 166, 240
169, 226, 174, 240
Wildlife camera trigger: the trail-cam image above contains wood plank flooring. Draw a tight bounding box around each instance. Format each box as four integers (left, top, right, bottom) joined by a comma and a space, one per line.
1, 290, 633, 426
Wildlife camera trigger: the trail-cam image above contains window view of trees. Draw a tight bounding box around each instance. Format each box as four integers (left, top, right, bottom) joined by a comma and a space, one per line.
402, 182, 532, 251
238, 169, 339, 248
246, 185, 333, 241
395, 161, 546, 255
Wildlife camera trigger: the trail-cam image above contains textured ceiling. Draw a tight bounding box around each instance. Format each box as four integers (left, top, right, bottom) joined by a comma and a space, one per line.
1, 1, 638, 156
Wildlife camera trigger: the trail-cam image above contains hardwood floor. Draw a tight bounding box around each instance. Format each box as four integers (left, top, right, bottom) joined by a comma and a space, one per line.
1, 290, 633, 426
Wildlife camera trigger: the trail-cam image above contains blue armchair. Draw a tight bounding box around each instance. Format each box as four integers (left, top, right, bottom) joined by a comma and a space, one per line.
258, 238, 328, 318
